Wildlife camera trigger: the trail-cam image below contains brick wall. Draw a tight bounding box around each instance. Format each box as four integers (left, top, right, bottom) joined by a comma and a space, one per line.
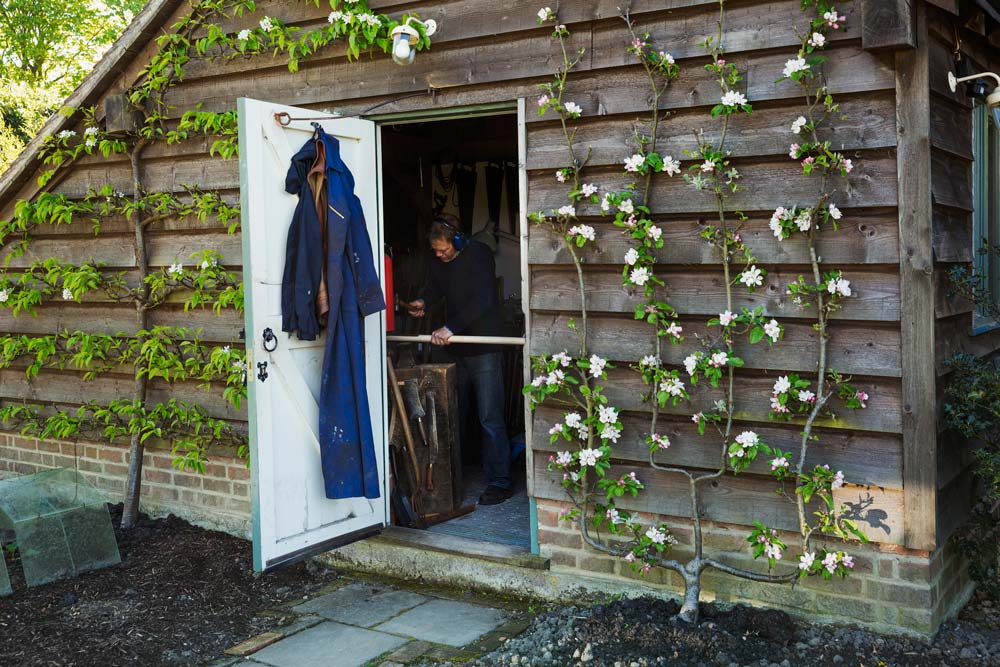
0, 432, 251, 537
536, 499, 971, 636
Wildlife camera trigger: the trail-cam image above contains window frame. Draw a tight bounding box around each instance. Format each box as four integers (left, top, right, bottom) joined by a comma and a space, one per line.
970, 100, 1000, 334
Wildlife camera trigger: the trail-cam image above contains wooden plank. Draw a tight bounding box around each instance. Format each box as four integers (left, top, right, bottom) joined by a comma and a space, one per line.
932, 205, 972, 263
930, 94, 973, 160
531, 457, 905, 544
925, 0, 959, 15
936, 428, 977, 491
895, 4, 937, 551
861, 0, 916, 51
927, 36, 971, 108
526, 92, 898, 169
527, 155, 899, 215
51, 155, 240, 199
529, 314, 903, 377
935, 268, 974, 319
935, 313, 1000, 376
529, 266, 901, 322
936, 466, 977, 545
147, 231, 243, 267
528, 212, 901, 266
3, 236, 137, 269
930, 149, 973, 211
532, 406, 904, 488
581, 367, 903, 434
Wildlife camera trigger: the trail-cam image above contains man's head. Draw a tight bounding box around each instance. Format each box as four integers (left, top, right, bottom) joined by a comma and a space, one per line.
429, 214, 463, 263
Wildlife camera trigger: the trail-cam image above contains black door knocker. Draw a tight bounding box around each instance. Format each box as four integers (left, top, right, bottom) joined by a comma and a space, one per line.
262, 327, 277, 352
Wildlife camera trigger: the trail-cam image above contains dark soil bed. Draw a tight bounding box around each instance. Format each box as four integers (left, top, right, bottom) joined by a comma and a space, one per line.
0, 505, 340, 667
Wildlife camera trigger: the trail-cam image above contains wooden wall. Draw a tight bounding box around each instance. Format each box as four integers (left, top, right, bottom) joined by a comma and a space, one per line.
0, 0, 922, 547
925, 2, 1000, 545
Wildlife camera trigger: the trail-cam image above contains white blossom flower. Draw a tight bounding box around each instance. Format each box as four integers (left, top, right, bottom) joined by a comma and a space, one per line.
764, 542, 783, 560
709, 351, 729, 367
794, 209, 812, 232
552, 350, 571, 367
659, 376, 685, 397
665, 322, 682, 339
788, 143, 800, 159
645, 527, 667, 544
57, 130, 76, 140
719, 310, 735, 327
546, 369, 565, 386
556, 450, 573, 465
798, 389, 816, 403
735, 430, 759, 447
661, 155, 681, 176
578, 448, 600, 467
600, 195, 611, 212
564, 101, 582, 116
639, 355, 660, 368
832, 470, 846, 489
168, 263, 184, 277
647, 225, 662, 241
618, 199, 634, 214
606, 507, 623, 524
692, 411, 704, 424
537, 6, 553, 21
841, 158, 854, 173
720, 89, 747, 107
842, 554, 854, 569
589, 354, 607, 378
773, 375, 791, 394
828, 203, 842, 220
259, 16, 273, 31
549, 423, 563, 436
327, 11, 343, 23
531, 375, 546, 387
624, 154, 645, 172
601, 424, 622, 442
660, 52, 675, 64
740, 265, 763, 288
700, 159, 717, 173
629, 266, 650, 286
771, 456, 789, 471
764, 319, 781, 342
683, 354, 699, 376
598, 405, 618, 424
558, 204, 576, 217
791, 116, 808, 134
624, 248, 639, 266
828, 277, 852, 297
555, 170, 567, 183
62, 288, 73, 301
84, 126, 99, 136
581, 183, 598, 197
799, 551, 816, 571
0, 289, 9, 303
770, 395, 788, 413
822, 552, 839, 574
238, 28, 252, 40
538, 94, 549, 107
808, 32, 826, 48
564, 412, 582, 428
783, 56, 808, 78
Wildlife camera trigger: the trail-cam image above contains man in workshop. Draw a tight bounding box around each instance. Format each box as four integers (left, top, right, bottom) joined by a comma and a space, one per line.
406, 214, 513, 506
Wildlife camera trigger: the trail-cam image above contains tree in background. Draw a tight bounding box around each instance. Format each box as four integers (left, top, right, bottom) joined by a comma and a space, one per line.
0, 0, 146, 169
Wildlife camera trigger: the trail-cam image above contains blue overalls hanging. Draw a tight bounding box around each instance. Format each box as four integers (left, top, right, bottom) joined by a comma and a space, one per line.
282, 125, 385, 500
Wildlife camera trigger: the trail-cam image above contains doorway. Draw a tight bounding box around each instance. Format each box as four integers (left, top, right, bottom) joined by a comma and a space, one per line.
377, 111, 529, 548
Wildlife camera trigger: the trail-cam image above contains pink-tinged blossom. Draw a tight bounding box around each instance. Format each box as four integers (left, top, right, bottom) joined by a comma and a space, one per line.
556, 450, 573, 465
799, 552, 816, 571
791, 116, 807, 134
740, 265, 764, 288
624, 248, 639, 266
564, 412, 582, 428
631, 37, 646, 50
659, 376, 685, 397
624, 551, 636, 563
764, 542, 783, 560
827, 277, 852, 297
531, 375, 546, 387
832, 470, 846, 489
630, 266, 650, 286
795, 209, 812, 232
735, 430, 759, 447
601, 423, 622, 443
824, 8, 846, 28
537, 7, 553, 21
701, 159, 717, 173
783, 56, 808, 78
589, 354, 607, 378
642, 563, 652, 574
798, 389, 816, 403
808, 31, 826, 47
645, 527, 667, 544
639, 355, 660, 369
692, 411, 704, 424
647, 225, 662, 241
719, 310, 736, 327
558, 204, 576, 217
709, 351, 729, 367
624, 154, 645, 172
828, 203, 842, 220
801, 156, 815, 167
564, 101, 582, 115
598, 405, 619, 424
684, 354, 700, 376
771, 456, 789, 471
548, 423, 563, 436
773, 375, 791, 394
770, 395, 789, 413
651, 433, 671, 449
578, 448, 600, 467
538, 94, 549, 107
665, 322, 683, 339
600, 195, 611, 212
581, 183, 598, 197
545, 369, 565, 386
660, 51, 674, 64
555, 170, 567, 183
842, 554, 854, 569
789, 143, 800, 159
661, 155, 681, 176
568, 224, 595, 240
856, 390, 869, 408
553, 351, 571, 367
841, 157, 854, 173
619, 199, 635, 214
721, 90, 747, 107
764, 319, 781, 342
822, 552, 839, 574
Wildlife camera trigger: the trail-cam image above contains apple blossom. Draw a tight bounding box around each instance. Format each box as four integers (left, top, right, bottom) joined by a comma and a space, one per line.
545, 369, 565, 385
651, 433, 671, 449
799, 552, 815, 571
856, 390, 869, 408
735, 430, 759, 447
771, 456, 789, 471
558, 204, 576, 217
629, 266, 650, 286
598, 405, 619, 424
719, 310, 735, 327
581, 183, 598, 197
692, 411, 704, 424
589, 354, 607, 378
537, 6, 553, 21
569, 224, 595, 240
624, 154, 645, 172
168, 263, 184, 277
795, 209, 812, 232
578, 448, 600, 467
57, 130, 76, 140
531, 375, 546, 387
720, 89, 747, 107
553, 351, 571, 366
619, 199, 634, 214
842, 554, 854, 569
791, 116, 807, 134
740, 265, 763, 288
548, 423, 563, 435
701, 159, 717, 173
0, 289, 8, 303
565, 412, 582, 428
62, 288, 73, 300
326, 12, 342, 24
600, 195, 611, 212
259, 16, 273, 30
822, 552, 838, 574
601, 424, 621, 442
683, 354, 699, 375
832, 470, 845, 489
661, 155, 681, 176
783, 56, 808, 78
624, 248, 639, 266
798, 389, 816, 403
770, 395, 789, 413
773, 375, 791, 394
639, 354, 660, 368
647, 225, 662, 241
624, 551, 636, 563
555, 170, 567, 183
645, 527, 667, 544
828, 203, 842, 220
841, 157, 854, 173
659, 376, 685, 397
709, 351, 729, 367
764, 319, 781, 342
538, 94, 549, 107
665, 322, 683, 339
808, 31, 826, 47
564, 101, 582, 115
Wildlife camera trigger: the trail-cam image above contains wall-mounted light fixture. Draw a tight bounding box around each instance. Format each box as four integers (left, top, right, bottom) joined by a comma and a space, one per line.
949, 70, 1000, 127
390, 17, 437, 66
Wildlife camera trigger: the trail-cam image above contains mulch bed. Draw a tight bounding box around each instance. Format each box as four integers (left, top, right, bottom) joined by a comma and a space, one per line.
0, 505, 341, 667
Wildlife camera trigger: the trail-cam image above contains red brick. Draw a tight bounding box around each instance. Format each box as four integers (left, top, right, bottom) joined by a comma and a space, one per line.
84, 446, 98, 459
193, 493, 227, 509
98, 448, 125, 463
18, 449, 43, 464
203, 463, 228, 478
227, 465, 250, 481
579, 555, 616, 574
538, 529, 582, 549
144, 484, 178, 501
59, 443, 78, 455
231, 482, 249, 497
203, 478, 232, 494
547, 550, 577, 568
36, 440, 60, 453
103, 463, 129, 477
153, 455, 176, 469
51, 455, 78, 468
142, 469, 172, 484
173, 474, 202, 489
225, 497, 250, 513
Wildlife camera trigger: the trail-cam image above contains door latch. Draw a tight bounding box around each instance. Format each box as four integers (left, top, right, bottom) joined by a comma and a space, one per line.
257, 361, 269, 383
262, 327, 277, 352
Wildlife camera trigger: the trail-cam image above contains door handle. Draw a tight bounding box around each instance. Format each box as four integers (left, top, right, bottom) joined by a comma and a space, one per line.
262, 327, 277, 352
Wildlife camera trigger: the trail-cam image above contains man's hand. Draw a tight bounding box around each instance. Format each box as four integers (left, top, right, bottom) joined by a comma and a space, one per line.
430, 326, 453, 346
406, 298, 426, 318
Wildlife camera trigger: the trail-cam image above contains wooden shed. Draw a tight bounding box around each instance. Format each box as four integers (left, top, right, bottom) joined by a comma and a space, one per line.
0, 0, 994, 635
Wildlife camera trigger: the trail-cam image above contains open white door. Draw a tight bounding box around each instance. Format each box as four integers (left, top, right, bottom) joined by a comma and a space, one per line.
237, 98, 388, 571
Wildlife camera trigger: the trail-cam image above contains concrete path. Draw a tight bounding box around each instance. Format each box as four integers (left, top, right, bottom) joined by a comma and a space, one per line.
209, 580, 530, 667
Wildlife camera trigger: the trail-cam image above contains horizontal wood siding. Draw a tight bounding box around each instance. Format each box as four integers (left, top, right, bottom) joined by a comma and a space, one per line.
0, 1, 911, 545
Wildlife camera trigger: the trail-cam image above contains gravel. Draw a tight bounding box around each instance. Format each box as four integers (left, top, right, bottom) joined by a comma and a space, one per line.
416, 592, 1000, 667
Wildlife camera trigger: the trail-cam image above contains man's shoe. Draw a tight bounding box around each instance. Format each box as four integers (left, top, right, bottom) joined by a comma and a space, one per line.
478, 485, 514, 506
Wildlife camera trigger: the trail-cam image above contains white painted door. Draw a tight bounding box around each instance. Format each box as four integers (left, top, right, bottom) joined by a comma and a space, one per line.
237, 98, 387, 571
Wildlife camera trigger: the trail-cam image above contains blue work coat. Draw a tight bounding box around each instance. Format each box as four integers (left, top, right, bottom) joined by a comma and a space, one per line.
283, 126, 385, 500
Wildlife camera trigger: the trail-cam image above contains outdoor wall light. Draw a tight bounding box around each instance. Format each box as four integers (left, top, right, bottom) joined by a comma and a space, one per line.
391, 17, 437, 66
949, 70, 1000, 127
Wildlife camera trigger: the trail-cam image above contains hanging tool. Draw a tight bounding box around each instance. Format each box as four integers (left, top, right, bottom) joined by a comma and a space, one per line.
387, 401, 418, 528
401, 379, 428, 447
425, 389, 440, 492
387, 357, 423, 516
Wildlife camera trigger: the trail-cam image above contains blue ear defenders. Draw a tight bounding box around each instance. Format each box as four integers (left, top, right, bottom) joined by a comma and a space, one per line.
436, 218, 467, 251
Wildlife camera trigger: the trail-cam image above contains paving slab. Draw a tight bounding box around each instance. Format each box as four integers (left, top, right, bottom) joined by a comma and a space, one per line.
374, 599, 508, 647
293, 582, 427, 628
248, 621, 406, 667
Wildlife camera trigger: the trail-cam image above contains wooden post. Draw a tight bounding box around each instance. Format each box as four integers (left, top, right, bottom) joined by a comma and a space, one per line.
895, 3, 937, 551
861, 0, 917, 51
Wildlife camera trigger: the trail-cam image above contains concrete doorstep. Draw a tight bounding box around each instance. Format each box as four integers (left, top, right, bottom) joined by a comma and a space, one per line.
214, 579, 531, 667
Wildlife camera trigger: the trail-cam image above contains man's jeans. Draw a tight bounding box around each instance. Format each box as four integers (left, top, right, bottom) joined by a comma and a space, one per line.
454, 351, 511, 490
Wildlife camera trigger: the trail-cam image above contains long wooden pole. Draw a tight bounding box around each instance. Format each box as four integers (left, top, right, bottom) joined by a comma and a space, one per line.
386, 357, 423, 501
386, 334, 525, 346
